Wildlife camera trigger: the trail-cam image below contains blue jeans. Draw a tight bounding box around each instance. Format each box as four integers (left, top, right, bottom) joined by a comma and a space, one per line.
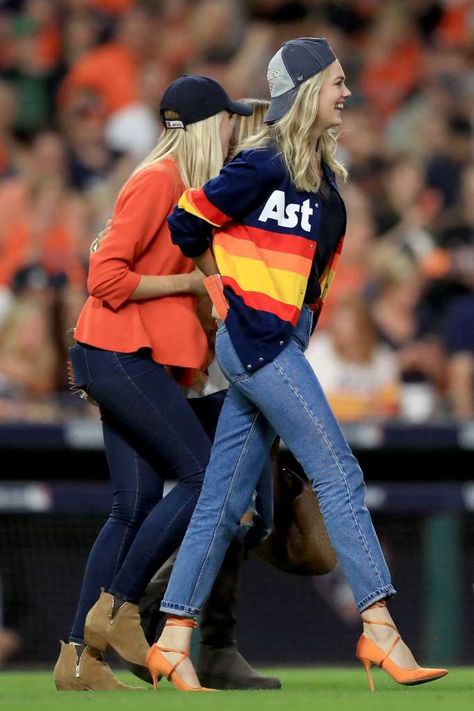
68, 343, 212, 643
161, 307, 395, 616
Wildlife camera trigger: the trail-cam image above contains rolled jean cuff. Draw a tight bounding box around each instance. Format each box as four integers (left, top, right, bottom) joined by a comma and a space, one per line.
160, 600, 200, 620
357, 584, 397, 612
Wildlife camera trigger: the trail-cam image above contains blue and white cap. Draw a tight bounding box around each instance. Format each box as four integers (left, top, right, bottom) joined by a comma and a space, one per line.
265, 37, 336, 123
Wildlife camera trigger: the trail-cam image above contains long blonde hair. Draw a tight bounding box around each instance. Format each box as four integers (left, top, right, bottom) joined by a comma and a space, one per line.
229, 98, 270, 157
237, 69, 347, 192
132, 110, 226, 188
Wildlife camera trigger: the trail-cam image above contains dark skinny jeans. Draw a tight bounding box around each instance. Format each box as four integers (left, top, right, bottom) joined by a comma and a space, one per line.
68, 343, 217, 644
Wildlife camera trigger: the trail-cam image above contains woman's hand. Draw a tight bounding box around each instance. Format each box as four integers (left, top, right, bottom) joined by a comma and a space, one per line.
186, 267, 208, 296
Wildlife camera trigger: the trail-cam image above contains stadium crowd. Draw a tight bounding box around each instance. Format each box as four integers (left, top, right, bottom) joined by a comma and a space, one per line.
0, 0, 472, 423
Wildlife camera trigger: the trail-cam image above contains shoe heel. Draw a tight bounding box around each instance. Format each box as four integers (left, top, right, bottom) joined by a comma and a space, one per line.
150, 671, 159, 691
359, 658, 375, 692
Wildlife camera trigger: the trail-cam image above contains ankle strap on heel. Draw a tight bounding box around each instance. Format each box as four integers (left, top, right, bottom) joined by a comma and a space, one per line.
366, 600, 387, 610
165, 616, 198, 629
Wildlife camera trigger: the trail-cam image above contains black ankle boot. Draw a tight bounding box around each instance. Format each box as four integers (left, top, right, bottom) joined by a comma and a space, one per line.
196, 540, 281, 690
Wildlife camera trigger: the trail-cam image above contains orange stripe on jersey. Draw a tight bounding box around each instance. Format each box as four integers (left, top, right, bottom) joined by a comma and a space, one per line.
179, 188, 231, 227
222, 276, 300, 325
214, 233, 313, 277
224, 224, 315, 259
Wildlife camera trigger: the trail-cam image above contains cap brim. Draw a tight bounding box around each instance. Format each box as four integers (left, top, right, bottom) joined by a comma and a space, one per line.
264, 87, 298, 123
227, 99, 253, 117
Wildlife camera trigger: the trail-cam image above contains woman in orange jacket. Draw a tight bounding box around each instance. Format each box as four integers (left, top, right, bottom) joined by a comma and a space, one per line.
53, 75, 253, 691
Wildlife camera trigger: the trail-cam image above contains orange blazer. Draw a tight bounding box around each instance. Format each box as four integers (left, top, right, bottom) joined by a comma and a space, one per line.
75, 157, 209, 371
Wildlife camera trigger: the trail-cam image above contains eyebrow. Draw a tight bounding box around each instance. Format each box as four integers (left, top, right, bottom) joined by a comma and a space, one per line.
335, 75, 346, 82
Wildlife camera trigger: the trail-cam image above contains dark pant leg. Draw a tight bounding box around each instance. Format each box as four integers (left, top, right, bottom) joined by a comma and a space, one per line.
69, 418, 164, 643
68, 345, 212, 638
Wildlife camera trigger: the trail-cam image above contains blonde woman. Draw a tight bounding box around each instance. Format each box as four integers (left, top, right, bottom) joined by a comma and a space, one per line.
147, 39, 448, 691
228, 98, 270, 157
53, 76, 252, 691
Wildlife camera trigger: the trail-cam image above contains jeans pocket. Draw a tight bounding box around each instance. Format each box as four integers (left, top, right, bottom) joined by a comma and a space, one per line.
215, 329, 249, 384
68, 344, 93, 392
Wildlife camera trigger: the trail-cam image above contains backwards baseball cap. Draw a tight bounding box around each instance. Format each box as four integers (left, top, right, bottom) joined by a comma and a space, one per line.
159, 75, 252, 129
265, 37, 336, 123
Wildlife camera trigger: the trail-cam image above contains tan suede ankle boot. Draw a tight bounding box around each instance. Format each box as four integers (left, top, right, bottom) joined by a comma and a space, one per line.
53, 641, 144, 690
84, 590, 150, 667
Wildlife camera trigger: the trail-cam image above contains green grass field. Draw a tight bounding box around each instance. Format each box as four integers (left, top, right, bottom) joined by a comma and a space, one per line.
1, 667, 472, 711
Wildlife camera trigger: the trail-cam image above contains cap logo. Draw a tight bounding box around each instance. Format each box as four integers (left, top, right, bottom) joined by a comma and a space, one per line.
268, 68, 283, 80
165, 119, 185, 129
268, 68, 284, 94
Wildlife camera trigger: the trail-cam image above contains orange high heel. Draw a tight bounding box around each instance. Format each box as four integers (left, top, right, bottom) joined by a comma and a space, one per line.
146, 617, 215, 692
356, 602, 448, 691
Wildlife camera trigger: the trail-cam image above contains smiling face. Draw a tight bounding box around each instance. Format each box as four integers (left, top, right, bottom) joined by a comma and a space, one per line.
313, 60, 351, 136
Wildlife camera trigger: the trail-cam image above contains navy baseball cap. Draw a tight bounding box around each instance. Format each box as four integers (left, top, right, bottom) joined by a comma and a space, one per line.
265, 38, 337, 123
159, 75, 252, 128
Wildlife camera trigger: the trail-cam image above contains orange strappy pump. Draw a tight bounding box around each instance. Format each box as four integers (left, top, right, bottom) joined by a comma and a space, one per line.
146, 617, 215, 692
356, 602, 448, 691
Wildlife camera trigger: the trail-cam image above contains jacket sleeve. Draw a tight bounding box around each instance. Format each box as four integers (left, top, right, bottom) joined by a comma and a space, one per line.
169, 149, 278, 258
87, 168, 176, 310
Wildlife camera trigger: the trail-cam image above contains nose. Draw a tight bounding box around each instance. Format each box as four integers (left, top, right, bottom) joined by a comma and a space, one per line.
343, 85, 352, 99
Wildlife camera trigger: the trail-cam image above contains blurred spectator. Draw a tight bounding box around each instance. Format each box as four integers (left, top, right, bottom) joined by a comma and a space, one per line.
0, 13, 58, 136
0, 264, 61, 400
370, 253, 447, 415
442, 295, 474, 419
425, 114, 472, 209
104, 61, 164, 160
58, 88, 135, 230
58, 4, 160, 117
358, 4, 422, 121
306, 295, 400, 421
435, 0, 472, 48
59, 7, 102, 69
375, 153, 441, 249
419, 161, 474, 336
0, 130, 89, 290
22, 0, 61, 72
0, 80, 20, 179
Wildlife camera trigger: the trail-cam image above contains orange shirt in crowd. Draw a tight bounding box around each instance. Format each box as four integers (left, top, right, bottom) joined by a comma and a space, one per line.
359, 38, 421, 120
75, 157, 209, 373
37, 25, 61, 70
59, 42, 139, 115
437, 1, 472, 47
87, 0, 136, 14
0, 213, 86, 289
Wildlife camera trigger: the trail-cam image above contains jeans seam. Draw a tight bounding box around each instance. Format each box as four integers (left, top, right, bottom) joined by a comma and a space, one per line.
110, 352, 204, 473
83, 348, 94, 389
112, 449, 141, 578
187, 408, 263, 611
273, 359, 386, 590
